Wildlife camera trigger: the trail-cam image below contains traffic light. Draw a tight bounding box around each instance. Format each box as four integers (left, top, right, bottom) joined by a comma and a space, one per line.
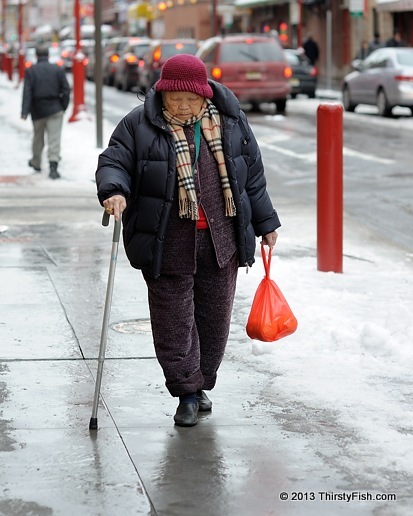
279, 22, 288, 45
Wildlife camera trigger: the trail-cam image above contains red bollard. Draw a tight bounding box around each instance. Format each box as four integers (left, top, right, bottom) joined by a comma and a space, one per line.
69, 51, 86, 122
5, 54, 13, 81
18, 51, 25, 82
317, 103, 343, 273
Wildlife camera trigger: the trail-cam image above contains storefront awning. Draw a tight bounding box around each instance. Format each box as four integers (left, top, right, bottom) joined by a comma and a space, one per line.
376, 0, 413, 11
233, 0, 288, 8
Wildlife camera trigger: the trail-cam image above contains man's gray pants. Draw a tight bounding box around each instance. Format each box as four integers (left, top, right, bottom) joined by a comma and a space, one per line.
31, 111, 64, 168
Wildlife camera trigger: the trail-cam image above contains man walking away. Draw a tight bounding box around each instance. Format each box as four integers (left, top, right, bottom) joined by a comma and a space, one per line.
21, 45, 70, 179
303, 34, 319, 66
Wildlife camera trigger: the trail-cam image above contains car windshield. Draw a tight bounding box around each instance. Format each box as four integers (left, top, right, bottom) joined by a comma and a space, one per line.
396, 50, 413, 66
132, 44, 150, 56
161, 43, 198, 58
220, 41, 284, 63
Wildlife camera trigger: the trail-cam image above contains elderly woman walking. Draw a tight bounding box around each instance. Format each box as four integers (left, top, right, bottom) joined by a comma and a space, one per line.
96, 54, 280, 427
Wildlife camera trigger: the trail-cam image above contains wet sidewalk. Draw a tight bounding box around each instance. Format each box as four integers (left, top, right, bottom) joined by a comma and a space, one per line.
1, 74, 413, 515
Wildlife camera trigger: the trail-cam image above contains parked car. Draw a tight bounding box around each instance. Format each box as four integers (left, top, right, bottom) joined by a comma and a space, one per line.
59, 39, 93, 71
84, 39, 109, 81
284, 48, 317, 98
137, 39, 198, 93
113, 37, 151, 91
196, 34, 291, 114
342, 47, 413, 117
102, 37, 129, 86
24, 45, 64, 69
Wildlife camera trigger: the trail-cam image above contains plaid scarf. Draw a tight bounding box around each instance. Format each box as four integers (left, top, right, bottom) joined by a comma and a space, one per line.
162, 99, 236, 220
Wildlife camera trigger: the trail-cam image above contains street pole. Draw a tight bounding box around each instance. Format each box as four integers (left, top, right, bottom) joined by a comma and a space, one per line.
211, 0, 217, 36
94, 0, 103, 148
17, 0, 24, 83
297, 0, 303, 47
326, 6, 332, 91
1, 0, 6, 48
69, 0, 86, 122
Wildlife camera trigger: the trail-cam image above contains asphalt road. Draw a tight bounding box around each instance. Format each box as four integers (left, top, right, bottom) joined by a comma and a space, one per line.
84, 80, 413, 254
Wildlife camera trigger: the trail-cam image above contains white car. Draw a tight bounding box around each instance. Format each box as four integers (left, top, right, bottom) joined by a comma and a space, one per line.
342, 47, 413, 117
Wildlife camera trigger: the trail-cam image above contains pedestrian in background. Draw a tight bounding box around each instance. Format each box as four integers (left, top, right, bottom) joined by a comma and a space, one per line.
303, 34, 319, 66
386, 30, 403, 47
367, 32, 382, 55
21, 45, 70, 179
356, 40, 369, 60
96, 54, 280, 428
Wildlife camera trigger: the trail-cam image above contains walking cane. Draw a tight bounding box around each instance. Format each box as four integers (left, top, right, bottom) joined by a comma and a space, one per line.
89, 210, 122, 431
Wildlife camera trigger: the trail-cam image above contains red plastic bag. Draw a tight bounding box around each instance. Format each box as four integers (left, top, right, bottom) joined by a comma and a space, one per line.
246, 245, 298, 342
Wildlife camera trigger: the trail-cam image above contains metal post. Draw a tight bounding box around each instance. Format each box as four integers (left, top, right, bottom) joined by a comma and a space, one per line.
94, 0, 103, 148
317, 103, 343, 273
18, 0, 24, 82
326, 7, 332, 91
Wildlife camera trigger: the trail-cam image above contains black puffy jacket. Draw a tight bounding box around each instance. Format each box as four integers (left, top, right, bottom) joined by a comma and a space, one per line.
21, 56, 70, 120
96, 81, 280, 278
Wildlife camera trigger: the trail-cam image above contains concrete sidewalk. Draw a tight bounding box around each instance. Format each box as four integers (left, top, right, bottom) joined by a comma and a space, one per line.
0, 177, 328, 516
1, 76, 412, 516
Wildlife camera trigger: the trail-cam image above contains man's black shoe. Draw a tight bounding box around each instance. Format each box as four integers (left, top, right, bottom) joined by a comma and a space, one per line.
28, 159, 41, 172
196, 390, 212, 412
174, 400, 199, 427
49, 161, 60, 180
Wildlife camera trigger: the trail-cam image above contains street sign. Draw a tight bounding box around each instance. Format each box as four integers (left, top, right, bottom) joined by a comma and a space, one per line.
349, 0, 363, 16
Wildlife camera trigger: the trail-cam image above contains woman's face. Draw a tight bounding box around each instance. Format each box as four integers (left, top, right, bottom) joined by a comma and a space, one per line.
162, 91, 204, 121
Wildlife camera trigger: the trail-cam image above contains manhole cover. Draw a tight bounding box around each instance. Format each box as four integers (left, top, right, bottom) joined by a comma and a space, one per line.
111, 319, 152, 334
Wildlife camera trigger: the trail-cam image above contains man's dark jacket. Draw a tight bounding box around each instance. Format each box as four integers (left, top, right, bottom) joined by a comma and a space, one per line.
96, 81, 281, 278
21, 56, 70, 120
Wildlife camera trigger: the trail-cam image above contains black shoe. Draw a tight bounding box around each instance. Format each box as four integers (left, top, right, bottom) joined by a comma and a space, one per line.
174, 400, 199, 427
49, 161, 60, 180
28, 159, 41, 172
196, 390, 212, 412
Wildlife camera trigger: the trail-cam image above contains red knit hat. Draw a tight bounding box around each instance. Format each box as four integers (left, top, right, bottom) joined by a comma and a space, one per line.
155, 54, 213, 99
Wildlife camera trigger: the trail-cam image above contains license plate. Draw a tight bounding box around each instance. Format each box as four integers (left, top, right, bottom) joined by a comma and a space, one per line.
290, 78, 300, 86
246, 72, 262, 80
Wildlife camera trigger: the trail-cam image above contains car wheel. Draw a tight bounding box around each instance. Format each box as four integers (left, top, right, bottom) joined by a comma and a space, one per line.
291, 93, 297, 100
410, 107, 413, 116
377, 89, 392, 117
275, 99, 287, 114
342, 85, 356, 112
308, 91, 316, 99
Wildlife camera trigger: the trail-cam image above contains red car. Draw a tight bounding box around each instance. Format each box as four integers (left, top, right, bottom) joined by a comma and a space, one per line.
196, 34, 291, 114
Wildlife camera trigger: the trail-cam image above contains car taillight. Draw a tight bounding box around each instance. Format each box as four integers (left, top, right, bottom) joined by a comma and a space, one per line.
57, 60, 64, 67
25, 61, 32, 68
153, 47, 162, 62
110, 54, 119, 63
138, 59, 145, 67
284, 66, 293, 79
394, 75, 413, 82
126, 55, 138, 64
83, 57, 88, 66
211, 67, 222, 80
309, 66, 318, 77
61, 50, 70, 58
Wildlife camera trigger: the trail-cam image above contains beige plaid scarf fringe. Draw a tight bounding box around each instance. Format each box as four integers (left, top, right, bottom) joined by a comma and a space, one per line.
163, 99, 236, 220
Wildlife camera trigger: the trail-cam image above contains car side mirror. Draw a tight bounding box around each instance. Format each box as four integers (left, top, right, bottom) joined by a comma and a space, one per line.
351, 58, 363, 71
